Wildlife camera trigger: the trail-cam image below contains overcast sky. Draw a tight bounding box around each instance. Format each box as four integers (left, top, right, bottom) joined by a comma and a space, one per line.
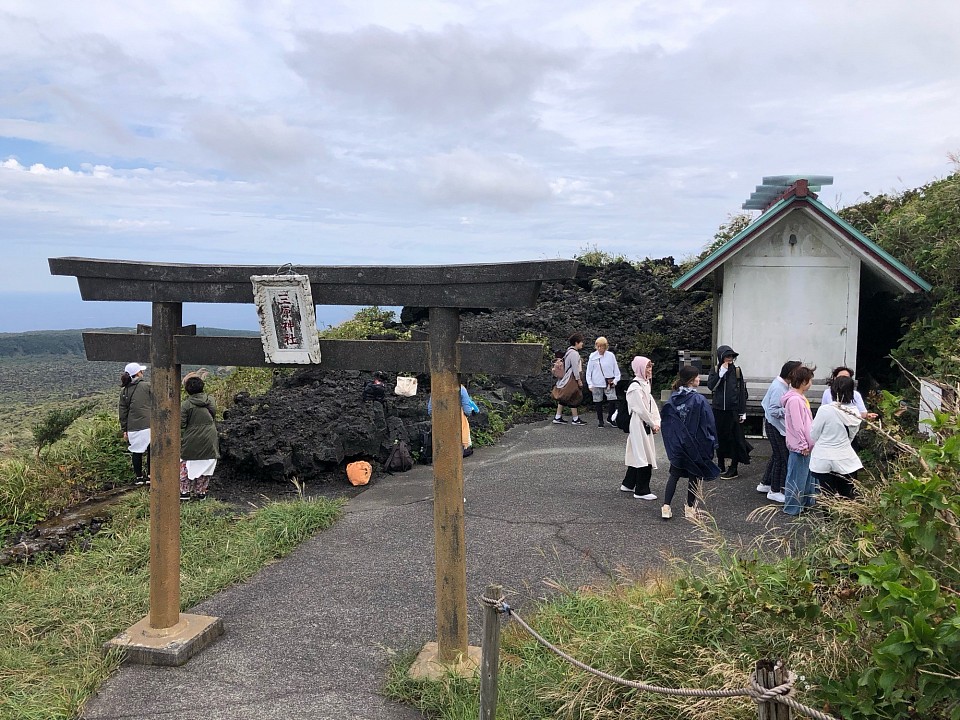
1, 1, 958, 331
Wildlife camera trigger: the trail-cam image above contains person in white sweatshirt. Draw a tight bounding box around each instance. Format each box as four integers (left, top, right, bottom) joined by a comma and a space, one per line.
586, 336, 621, 428
809, 375, 862, 498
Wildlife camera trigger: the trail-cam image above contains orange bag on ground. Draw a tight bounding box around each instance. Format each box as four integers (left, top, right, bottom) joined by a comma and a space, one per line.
346, 460, 372, 486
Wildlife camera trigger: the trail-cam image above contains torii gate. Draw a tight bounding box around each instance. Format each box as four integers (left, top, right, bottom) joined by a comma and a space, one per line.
49, 257, 577, 668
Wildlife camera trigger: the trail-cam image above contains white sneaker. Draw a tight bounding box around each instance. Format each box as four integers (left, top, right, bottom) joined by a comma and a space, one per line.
756, 484, 772, 493
634, 493, 657, 500
619, 485, 633, 492
661, 504, 672, 520
684, 505, 699, 520
767, 491, 786, 503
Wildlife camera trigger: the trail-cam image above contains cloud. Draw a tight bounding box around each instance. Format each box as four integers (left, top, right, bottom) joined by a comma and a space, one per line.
286, 24, 574, 121
419, 148, 554, 211
187, 113, 325, 176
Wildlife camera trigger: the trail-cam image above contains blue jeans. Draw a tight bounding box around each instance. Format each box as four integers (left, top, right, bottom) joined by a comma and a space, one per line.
783, 451, 817, 515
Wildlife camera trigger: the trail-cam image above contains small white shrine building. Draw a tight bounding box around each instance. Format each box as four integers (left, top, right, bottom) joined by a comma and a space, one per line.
673, 176, 930, 391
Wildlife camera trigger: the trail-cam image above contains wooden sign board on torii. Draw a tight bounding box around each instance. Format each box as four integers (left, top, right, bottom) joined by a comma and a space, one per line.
49, 257, 578, 668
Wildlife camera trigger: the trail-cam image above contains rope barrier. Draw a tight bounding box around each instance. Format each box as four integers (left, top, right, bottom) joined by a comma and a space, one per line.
478, 594, 838, 720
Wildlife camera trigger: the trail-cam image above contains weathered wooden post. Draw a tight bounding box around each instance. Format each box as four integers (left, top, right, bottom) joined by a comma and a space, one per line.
754, 658, 792, 720
429, 307, 468, 662
149, 301, 182, 630
479, 583, 503, 720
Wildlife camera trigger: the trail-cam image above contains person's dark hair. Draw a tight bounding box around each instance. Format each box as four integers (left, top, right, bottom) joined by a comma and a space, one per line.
373, 371, 387, 381
788, 365, 815, 389
568, 333, 584, 346
672, 365, 700, 390
184, 376, 205, 394
832, 375, 855, 404
830, 366, 855, 379
779, 360, 802, 380
554, 349, 564, 359
120, 371, 132, 388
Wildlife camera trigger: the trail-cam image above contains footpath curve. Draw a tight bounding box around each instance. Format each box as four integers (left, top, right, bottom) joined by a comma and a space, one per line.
82, 421, 777, 720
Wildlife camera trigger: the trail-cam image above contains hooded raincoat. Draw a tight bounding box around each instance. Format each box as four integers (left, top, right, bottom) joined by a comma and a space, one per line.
660, 387, 722, 479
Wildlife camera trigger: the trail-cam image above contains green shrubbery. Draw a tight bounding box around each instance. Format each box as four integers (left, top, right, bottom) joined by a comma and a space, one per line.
0, 413, 128, 542
318, 306, 410, 340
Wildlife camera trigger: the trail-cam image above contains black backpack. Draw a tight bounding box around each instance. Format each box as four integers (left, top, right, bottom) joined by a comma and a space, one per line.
614, 379, 639, 433
385, 439, 414, 473
418, 428, 433, 465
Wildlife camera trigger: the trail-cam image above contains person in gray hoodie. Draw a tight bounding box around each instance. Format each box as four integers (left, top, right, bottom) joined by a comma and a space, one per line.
706, 345, 752, 479
119, 362, 152, 485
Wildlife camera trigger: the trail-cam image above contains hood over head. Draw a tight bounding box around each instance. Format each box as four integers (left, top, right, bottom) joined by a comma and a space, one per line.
716, 345, 738, 365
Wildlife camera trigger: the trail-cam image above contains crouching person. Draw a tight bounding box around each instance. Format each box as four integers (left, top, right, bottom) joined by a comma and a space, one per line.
180, 375, 219, 501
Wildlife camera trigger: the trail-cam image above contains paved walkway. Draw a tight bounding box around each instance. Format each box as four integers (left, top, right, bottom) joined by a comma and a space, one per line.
82, 421, 778, 720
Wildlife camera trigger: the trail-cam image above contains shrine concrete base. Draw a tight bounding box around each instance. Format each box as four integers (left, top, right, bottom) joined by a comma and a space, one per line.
104, 613, 224, 667
408, 642, 481, 680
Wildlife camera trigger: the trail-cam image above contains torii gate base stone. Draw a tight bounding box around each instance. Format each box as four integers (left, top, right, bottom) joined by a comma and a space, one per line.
50, 257, 577, 670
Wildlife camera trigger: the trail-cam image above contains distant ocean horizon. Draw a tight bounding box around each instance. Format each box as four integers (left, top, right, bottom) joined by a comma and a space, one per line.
0, 293, 361, 334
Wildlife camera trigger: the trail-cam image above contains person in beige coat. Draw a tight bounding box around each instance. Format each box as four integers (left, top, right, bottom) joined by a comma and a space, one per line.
619, 355, 661, 500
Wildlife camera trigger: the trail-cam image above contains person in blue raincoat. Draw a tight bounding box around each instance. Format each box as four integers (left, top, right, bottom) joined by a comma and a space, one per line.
659, 365, 722, 520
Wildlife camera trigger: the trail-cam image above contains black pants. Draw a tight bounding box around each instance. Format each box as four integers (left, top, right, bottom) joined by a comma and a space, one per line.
812, 470, 857, 499
621, 465, 653, 495
595, 399, 613, 425
762, 422, 788, 493
132, 447, 150, 479
664, 464, 702, 507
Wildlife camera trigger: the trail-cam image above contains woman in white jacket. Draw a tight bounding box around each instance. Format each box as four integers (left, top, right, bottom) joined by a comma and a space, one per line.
620, 356, 661, 500
810, 375, 862, 498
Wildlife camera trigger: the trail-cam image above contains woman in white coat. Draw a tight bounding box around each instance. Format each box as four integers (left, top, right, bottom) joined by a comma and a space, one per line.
620, 355, 661, 500
810, 375, 862, 498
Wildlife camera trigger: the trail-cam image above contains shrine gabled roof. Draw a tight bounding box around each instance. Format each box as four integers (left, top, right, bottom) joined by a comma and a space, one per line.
672, 194, 931, 294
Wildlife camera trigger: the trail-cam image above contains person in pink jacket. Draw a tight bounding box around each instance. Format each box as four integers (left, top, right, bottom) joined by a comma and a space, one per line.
782, 365, 816, 515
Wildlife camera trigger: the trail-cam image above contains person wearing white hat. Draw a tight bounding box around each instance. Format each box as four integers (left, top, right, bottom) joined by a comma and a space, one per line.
119, 362, 152, 485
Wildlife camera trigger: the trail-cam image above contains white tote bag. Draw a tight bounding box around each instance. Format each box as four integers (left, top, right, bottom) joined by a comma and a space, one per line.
395, 376, 418, 397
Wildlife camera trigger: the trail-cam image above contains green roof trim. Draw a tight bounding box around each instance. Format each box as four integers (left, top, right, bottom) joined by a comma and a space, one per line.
673, 195, 931, 293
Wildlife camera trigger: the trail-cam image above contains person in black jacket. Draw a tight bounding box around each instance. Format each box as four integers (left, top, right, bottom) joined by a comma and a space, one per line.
706, 345, 752, 479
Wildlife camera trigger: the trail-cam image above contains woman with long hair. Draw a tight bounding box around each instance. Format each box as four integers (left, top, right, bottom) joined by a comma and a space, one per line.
810, 375, 862, 498
659, 365, 721, 520
619, 356, 660, 500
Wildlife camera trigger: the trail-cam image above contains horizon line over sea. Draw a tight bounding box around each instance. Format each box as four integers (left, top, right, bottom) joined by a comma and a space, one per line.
0, 293, 360, 334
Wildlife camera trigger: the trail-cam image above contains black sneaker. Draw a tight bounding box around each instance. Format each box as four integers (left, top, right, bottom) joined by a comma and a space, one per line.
179, 492, 191, 502
597, 421, 605, 428
194, 493, 207, 501
720, 468, 739, 479
134, 477, 148, 486
571, 418, 586, 426
552, 417, 567, 424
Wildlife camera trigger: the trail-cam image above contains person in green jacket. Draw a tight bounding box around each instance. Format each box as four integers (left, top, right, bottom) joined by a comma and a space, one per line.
179, 375, 219, 501
119, 362, 152, 485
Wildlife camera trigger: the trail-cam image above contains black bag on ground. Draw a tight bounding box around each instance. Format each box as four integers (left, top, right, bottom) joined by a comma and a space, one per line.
385, 439, 414, 473
418, 428, 433, 465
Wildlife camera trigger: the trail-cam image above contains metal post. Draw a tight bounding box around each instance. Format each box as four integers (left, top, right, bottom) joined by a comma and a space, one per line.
755, 658, 791, 720
149, 302, 182, 629
479, 584, 503, 720
429, 306, 468, 663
